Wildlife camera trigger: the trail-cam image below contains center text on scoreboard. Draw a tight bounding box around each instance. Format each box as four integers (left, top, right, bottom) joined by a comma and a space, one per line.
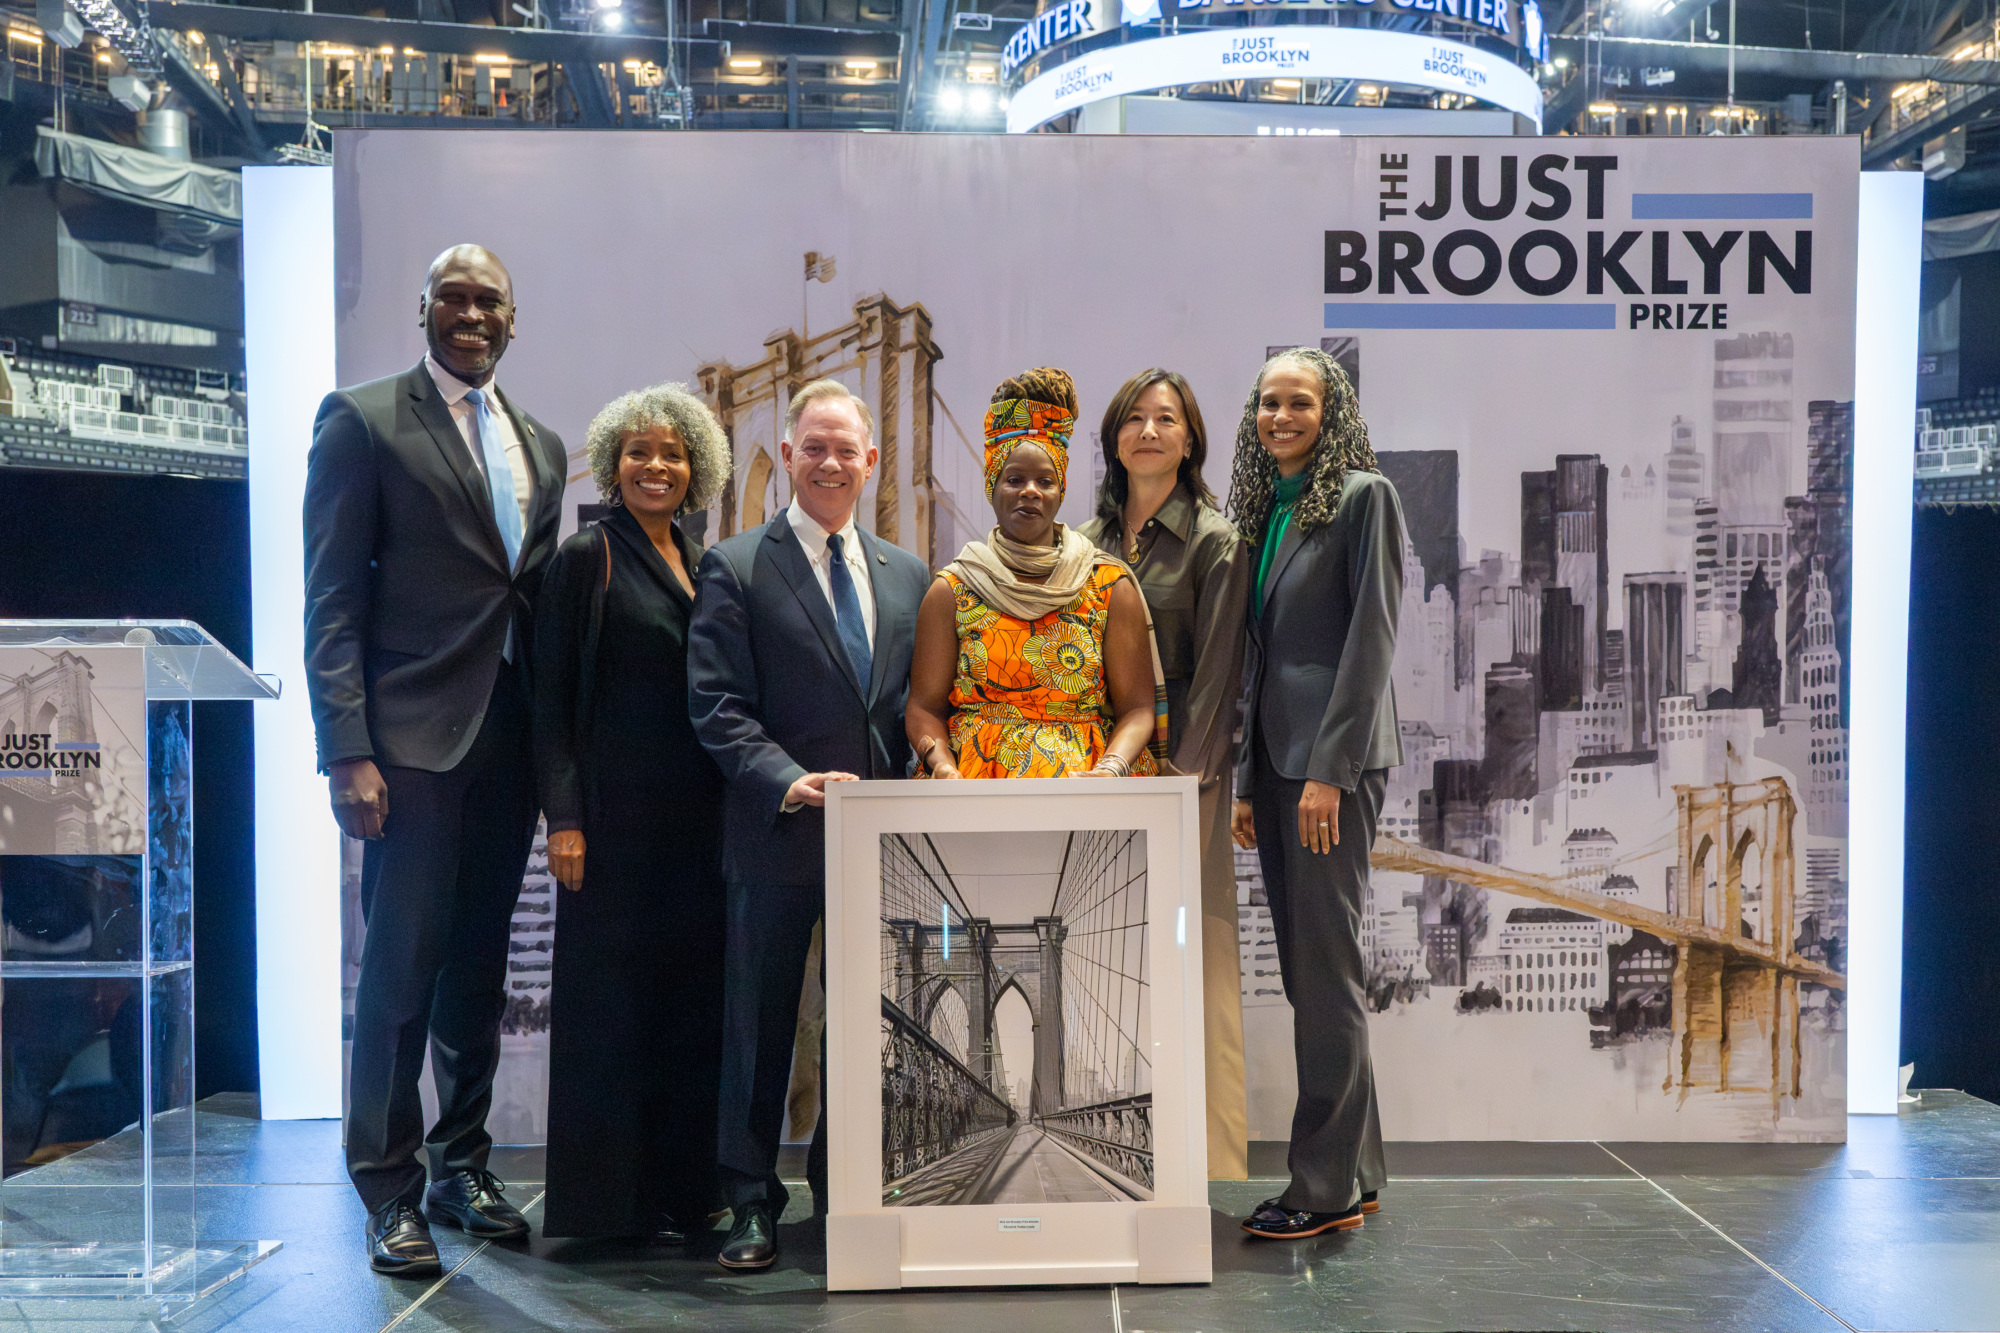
1003, 0, 1096, 78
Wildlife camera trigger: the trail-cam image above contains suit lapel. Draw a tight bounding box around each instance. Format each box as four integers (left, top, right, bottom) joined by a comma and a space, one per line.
766, 518, 864, 699
406, 364, 509, 573
857, 527, 896, 706
496, 386, 561, 541
1260, 520, 1308, 621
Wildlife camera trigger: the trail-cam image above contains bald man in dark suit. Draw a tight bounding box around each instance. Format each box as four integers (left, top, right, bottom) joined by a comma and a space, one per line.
304, 245, 566, 1276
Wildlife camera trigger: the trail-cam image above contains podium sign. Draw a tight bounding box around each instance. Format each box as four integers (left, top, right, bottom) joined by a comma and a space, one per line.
824, 778, 1211, 1290
0, 621, 279, 1315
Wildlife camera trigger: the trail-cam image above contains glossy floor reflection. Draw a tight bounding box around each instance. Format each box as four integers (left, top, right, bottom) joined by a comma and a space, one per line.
1, 1090, 1994, 1331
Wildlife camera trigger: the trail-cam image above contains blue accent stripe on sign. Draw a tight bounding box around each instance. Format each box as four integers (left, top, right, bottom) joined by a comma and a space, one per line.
1325, 303, 1617, 330
1631, 192, 1813, 219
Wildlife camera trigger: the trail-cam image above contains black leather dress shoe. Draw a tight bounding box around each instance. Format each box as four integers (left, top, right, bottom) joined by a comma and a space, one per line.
1240, 1197, 1365, 1239
425, 1169, 529, 1240
367, 1200, 442, 1276
718, 1203, 776, 1270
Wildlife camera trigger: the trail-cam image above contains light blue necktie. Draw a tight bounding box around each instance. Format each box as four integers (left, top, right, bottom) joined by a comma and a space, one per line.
464, 387, 524, 572
824, 532, 873, 690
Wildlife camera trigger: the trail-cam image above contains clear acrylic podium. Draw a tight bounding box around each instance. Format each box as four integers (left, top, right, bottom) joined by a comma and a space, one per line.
0, 620, 281, 1316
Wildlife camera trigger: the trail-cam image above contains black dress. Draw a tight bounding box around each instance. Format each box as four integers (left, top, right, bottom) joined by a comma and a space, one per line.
532, 505, 726, 1237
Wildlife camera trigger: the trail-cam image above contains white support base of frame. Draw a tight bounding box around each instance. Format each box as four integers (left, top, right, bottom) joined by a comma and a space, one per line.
827, 1204, 1213, 1291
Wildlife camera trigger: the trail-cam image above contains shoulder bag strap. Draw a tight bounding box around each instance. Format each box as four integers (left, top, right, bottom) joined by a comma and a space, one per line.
575, 522, 611, 758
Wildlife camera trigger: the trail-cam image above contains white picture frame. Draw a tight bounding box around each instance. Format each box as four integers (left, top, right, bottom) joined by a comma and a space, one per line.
823, 777, 1211, 1291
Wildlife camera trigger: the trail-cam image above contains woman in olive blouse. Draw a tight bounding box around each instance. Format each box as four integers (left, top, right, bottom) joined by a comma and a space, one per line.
1080, 368, 1252, 1180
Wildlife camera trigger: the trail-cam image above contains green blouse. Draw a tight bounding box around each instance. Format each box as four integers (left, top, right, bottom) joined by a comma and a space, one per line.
1255, 471, 1308, 610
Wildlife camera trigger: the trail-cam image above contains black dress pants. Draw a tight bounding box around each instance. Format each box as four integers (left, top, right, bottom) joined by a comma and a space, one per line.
1251, 738, 1389, 1215
347, 664, 540, 1214
716, 879, 827, 1214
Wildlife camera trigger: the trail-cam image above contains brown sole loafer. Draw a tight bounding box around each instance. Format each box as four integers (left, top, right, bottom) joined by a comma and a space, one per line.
1242, 1209, 1365, 1239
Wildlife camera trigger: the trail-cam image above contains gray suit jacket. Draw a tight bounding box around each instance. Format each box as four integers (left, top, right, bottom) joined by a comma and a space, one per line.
1237, 468, 1406, 796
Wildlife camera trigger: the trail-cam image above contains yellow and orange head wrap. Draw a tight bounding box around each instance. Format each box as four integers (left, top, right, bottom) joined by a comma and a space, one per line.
983, 397, 1076, 499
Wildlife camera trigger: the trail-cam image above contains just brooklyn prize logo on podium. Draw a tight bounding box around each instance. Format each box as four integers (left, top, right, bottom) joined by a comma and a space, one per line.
0, 731, 103, 772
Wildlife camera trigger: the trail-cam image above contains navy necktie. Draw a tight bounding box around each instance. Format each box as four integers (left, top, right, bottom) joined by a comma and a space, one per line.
824, 532, 873, 690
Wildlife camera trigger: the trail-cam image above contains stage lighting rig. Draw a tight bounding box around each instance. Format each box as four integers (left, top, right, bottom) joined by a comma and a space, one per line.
42, 0, 159, 74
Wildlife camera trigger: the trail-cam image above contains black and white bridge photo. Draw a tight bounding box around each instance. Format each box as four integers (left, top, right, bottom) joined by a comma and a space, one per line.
879, 828, 1152, 1208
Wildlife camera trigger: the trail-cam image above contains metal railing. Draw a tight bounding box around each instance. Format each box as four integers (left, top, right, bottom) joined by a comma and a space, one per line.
1036, 1093, 1153, 1194
881, 995, 1014, 1187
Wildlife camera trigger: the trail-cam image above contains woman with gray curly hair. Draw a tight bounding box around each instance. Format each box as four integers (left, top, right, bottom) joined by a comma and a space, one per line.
1223, 347, 1408, 1242
532, 382, 733, 1242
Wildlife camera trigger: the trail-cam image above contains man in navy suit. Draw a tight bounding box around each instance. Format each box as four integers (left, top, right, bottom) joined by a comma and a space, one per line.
688, 379, 931, 1270
303, 245, 565, 1276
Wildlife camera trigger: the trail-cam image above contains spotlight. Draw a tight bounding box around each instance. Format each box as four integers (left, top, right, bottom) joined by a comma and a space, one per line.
940, 86, 964, 113
601, 9, 624, 26
729, 57, 762, 70
969, 87, 991, 112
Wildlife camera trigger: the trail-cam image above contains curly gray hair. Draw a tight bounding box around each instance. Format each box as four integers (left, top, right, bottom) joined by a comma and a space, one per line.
585, 382, 732, 513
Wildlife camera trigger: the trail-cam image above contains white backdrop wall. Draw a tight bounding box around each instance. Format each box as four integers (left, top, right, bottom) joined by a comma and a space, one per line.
331, 130, 1861, 1143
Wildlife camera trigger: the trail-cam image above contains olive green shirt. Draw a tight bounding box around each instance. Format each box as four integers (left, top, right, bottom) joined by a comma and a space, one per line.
1081, 487, 1251, 786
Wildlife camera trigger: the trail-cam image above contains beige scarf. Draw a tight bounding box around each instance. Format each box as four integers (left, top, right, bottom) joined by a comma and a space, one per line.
948, 523, 1108, 621
946, 524, 1175, 772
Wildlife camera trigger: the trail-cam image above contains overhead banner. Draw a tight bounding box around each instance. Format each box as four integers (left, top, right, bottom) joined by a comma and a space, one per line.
1006, 0, 1547, 83
1007, 27, 1545, 132
332, 132, 1856, 1143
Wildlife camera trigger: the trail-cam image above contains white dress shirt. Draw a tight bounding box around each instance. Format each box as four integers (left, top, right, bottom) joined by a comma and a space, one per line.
426, 355, 534, 546
786, 499, 877, 648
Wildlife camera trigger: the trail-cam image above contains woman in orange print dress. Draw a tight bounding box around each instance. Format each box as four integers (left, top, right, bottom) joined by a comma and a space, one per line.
907, 367, 1163, 780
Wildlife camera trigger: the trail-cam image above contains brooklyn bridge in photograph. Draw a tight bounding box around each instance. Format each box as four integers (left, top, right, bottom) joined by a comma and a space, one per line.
879, 829, 1151, 1207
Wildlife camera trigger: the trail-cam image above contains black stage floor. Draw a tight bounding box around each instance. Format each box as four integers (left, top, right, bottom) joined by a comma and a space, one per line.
6, 1089, 1998, 1333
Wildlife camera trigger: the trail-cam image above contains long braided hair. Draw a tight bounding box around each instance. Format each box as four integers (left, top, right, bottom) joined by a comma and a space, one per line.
992, 367, 1079, 415
1225, 347, 1378, 546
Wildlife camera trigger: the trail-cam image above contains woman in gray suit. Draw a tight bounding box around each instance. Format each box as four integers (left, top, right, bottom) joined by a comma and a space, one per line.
1226, 346, 1407, 1239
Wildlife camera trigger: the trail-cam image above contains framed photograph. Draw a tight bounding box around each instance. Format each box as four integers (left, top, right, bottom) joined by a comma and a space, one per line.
823, 777, 1210, 1291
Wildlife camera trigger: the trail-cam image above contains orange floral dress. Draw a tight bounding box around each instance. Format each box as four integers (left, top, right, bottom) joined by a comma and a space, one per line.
929, 564, 1160, 779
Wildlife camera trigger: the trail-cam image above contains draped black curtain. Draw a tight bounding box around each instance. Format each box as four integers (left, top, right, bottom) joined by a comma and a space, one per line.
1902, 505, 2000, 1104
0, 470, 256, 1099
